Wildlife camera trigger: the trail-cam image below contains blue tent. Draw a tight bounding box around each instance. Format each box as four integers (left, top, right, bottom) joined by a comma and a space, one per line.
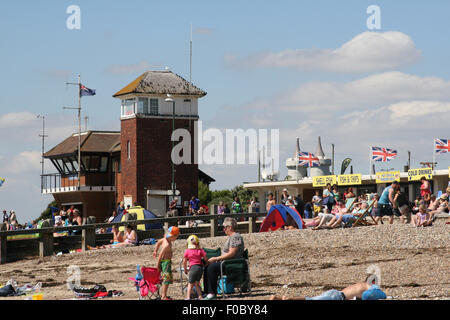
108, 206, 162, 232
260, 205, 305, 232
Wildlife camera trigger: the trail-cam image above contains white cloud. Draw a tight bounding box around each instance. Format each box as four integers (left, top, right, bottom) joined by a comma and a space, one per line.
0, 112, 36, 128
3, 151, 42, 174
226, 31, 421, 73
272, 72, 450, 113
104, 61, 159, 75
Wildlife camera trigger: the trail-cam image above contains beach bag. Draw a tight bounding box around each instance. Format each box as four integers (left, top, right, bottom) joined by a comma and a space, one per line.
217, 276, 234, 295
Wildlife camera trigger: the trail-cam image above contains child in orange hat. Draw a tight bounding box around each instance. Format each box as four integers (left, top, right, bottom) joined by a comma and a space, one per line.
153, 226, 179, 300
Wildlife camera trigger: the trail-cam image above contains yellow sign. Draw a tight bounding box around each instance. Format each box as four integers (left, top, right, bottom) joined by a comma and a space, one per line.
312, 175, 337, 187
448, 167, 450, 178
408, 168, 433, 181
376, 171, 401, 184
337, 174, 362, 186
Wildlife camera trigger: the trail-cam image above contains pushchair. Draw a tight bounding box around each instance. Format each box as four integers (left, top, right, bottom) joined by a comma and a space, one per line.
130, 265, 161, 300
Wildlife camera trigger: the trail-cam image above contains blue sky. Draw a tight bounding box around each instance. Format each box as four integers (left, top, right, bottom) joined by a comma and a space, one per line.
1, 1, 450, 222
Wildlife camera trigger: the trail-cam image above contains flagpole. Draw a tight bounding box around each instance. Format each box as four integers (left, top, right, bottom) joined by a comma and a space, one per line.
369, 146, 372, 176
77, 74, 81, 189
432, 139, 436, 171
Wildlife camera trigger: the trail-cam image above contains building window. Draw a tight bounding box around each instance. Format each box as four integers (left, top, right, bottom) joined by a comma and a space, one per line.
122, 99, 135, 116
137, 98, 149, 114
127, 141, 131, 160
150, 98, 158, 115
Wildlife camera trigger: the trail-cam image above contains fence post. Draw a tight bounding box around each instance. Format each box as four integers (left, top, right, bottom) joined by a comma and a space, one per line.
210, 216, 218, 237
248, 215, 257, 233
39, 231, 54, 258
82, 228, 96, 252
0, 235, 7, 264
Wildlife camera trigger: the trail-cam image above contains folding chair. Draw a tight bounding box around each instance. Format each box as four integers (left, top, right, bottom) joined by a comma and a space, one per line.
219, 249, 251, 299
130, 266, 161, 300
346, 201, 377, 227
345, 197, 357, 212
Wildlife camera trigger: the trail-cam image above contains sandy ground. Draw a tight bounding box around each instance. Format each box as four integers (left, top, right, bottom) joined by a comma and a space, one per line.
0, 218, 448, 300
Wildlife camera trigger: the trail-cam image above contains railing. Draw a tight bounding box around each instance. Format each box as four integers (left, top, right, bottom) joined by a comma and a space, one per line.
41, 173, 116, 192
0, 212, 267, 264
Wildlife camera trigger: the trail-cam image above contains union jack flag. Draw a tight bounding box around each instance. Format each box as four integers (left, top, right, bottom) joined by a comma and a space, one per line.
80, 84, 96, 97
371, 147, 398, 162
298, 152, 320, 167
435, 139, 450, 154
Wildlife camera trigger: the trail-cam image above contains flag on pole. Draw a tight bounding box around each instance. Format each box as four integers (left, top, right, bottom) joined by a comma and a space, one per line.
80, 84, 96, 97
434, 139, 450, 154
0, 177, 5, 188
371, 147, 398, 162
298, 152, 320, 167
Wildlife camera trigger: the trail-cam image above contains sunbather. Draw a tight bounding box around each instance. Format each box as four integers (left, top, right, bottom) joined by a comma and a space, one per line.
328, 202, 369, 228
270, 282, 386, 300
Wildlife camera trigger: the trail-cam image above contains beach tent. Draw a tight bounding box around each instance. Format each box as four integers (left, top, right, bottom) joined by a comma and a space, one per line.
259, 205, 305, 232
109, 206, 162, 232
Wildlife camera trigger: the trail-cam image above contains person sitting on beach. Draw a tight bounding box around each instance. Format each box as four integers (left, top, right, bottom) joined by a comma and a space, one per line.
312, 207, 335, 230
344, 187, 355, 201
327, 202, 369, 228
371, 194, 380, 218
88, 225, 125, 250
325, 201, 349, 228
183, 235, 208, 300
270, 282, 386, 300
153, 226, 180, 300
203, 218, 245, 300
412, 205, 433, 227
428, 194, 448, 220
71, 209, 83, 235
115, 224, 137, 247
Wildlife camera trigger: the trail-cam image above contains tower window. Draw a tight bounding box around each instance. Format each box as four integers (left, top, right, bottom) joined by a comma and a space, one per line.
150, 98, 158, 115
127, 141, 131, 160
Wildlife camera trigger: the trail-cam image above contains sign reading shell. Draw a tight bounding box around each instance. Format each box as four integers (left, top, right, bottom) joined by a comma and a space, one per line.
312, 175, 337, 187
408, 168, 433, 181
337, 174, 362, 186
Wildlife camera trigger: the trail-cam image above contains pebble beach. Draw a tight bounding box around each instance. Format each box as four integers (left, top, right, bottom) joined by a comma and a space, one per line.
0, 219, 448, 300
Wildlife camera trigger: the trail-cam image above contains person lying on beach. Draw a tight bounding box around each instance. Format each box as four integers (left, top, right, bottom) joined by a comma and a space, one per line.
270, 282, 386, 300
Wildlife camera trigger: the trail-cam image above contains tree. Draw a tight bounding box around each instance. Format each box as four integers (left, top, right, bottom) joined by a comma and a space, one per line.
36, 200, 58, 222
198, 180, 212, 206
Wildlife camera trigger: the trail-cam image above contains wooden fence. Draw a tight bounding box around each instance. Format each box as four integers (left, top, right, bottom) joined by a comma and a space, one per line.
0, 212, 266, 264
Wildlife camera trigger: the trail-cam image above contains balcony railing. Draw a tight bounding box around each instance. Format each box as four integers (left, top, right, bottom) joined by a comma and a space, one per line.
41, 173, 116, 194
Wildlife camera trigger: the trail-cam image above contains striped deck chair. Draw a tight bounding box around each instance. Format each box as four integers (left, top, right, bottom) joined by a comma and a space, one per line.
345, 197, 357, 212
345, 200, 377, 227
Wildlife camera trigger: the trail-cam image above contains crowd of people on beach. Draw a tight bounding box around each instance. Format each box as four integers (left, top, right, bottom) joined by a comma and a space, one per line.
266, 177, 450, 230
1, 209, 36, 231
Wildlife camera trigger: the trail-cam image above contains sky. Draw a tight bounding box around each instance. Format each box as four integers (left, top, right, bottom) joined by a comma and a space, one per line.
0, 0, 450, 223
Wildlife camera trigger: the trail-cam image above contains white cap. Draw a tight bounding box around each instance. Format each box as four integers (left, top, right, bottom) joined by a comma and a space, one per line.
283, 188, 288, 192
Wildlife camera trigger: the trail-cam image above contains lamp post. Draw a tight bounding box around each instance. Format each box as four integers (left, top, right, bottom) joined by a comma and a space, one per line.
165, 94, 176, 218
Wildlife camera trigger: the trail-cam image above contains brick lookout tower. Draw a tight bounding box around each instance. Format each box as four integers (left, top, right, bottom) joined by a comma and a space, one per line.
113, 70, 207, 216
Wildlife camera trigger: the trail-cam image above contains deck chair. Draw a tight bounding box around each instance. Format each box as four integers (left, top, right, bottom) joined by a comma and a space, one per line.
345, 197, 357, 212
346, 200, 376, 227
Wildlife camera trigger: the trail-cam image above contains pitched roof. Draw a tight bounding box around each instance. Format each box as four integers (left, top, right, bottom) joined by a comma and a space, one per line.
44, 131, 121, 158
113, 70, 207, 98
